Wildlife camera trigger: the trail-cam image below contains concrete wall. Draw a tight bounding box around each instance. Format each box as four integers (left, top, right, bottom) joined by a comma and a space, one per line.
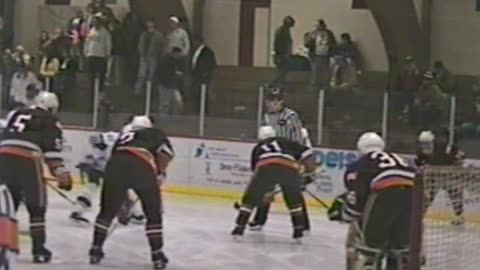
430, 0, 480, 75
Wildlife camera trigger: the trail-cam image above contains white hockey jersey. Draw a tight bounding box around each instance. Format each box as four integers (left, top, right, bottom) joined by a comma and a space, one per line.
83, 131, 119, 172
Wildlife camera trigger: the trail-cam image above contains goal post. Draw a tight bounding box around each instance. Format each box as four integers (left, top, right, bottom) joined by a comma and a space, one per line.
409, 166, 480, 270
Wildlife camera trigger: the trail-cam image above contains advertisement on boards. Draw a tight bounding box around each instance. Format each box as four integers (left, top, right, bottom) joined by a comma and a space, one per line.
188, 140, 253, 190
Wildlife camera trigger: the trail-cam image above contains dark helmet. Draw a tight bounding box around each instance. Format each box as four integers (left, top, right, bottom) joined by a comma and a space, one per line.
264, 87, 284, 112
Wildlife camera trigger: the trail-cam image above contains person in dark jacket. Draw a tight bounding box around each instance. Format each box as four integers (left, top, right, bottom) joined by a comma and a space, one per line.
190, 36, 216, 113
269, 16, 295, 87
156, 47, 184, 114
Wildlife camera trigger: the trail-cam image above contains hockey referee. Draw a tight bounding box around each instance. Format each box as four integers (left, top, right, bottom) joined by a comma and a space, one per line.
249, 87, 311, 231
262, 87, 303, 143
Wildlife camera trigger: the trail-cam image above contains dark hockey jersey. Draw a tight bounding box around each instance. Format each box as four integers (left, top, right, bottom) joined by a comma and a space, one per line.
343, 151, 415, 218
1, 107, 63, 160
113, 127, 174, 169
415, 143, 464, 166
250, 137, 313, 171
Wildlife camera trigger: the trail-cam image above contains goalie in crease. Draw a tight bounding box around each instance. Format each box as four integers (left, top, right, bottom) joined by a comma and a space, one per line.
328, 132, 415, 270
416, 130, 466, 225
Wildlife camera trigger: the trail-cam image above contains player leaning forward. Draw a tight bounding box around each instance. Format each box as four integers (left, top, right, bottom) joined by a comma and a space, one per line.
328, 132, 415, 270
231, 126, 316, 240
0, 92, 72, 264
89, 115, 174, 270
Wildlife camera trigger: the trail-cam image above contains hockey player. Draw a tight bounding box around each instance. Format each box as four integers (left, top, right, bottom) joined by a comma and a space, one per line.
70, 131, 119, 224
249, 88, 310, 231
328, 132, 415, 270
89, 115, 174, 270
231, 126, 316, 241
0, 183, 17, 270
416, 130, 466, 225
0, 91, 72, 263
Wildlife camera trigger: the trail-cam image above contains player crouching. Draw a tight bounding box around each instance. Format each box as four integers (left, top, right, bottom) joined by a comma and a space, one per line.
328, 132, 415, 270
89, 116, 174, 270
231, 126, 316, 242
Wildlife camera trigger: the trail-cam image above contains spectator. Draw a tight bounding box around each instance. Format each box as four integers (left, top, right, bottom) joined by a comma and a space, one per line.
305, 19, 336, 92
90, 0, 115, 22
10, 64, 42, 107
44, 27, 71, 60
164, 16, 190, 57
157, 47, 184, 114
0, 17, 9, 53
329, 56, 358, 91
107, 17, 126, 86
84, 15, 111, 94
411, 71, 446, 129
394, 56, 421, 117
68, 9, 86, 71
39, 31, 50, 55
11, 45, 32, 70
335, 33, 361, 72
190, 35, 216, 113
270, 16, 295, 87
134, 18, 163, 94
121, 11, 143, 84
433, 61, 455, 95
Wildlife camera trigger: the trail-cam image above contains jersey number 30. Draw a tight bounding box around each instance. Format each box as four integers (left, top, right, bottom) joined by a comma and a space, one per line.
371, 151, 408, 169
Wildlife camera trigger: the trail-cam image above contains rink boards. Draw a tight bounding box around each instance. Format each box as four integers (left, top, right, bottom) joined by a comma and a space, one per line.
58, 129, 480, 220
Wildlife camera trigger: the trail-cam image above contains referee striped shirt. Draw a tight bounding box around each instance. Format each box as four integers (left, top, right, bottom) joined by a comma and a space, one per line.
264, 107, 303, 143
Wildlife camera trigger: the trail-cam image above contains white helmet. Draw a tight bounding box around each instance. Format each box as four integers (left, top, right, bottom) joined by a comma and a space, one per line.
129, 115, 153, 131
258, 126, 276, 140
418, 130, 435, 154
36, 91, 59, 113
418, 131, 435, 143
357, 132, 385, 155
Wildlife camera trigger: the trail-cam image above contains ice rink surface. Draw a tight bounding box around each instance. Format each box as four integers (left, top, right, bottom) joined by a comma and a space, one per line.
16, 191, 348, 270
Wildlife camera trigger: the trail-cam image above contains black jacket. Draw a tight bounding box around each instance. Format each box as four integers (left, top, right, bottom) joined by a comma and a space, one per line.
191, 45, 216, 83
274, 25, 293, 56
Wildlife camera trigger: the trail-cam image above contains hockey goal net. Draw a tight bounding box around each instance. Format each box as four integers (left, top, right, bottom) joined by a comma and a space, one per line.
409, 166, 480, 270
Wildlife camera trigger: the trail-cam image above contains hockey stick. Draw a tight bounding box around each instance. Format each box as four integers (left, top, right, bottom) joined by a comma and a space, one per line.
233, 188, 282, 210
304, 188, 330, 209
107, 197, 141, 237
46, 182, 77, 205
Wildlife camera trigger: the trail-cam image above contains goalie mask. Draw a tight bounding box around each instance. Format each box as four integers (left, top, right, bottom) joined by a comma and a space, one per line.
265, 87, 284, 113
418, 130, 435, 154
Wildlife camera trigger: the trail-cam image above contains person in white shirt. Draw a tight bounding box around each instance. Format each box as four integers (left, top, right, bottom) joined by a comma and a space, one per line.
164, 16, 190, 57
9, 65, 42, 107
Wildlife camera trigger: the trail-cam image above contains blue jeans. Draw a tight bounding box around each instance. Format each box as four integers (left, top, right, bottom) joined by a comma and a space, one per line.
135, 56, 158, 92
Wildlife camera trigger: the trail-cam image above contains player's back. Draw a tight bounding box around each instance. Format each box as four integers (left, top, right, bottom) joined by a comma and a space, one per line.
347, 151, 415, 191
113, 127, 170, 156
1, 107, 59, 151
251, 137, 312, 171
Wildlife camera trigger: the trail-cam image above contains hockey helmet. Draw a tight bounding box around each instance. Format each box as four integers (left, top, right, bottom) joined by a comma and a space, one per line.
418, 130, 435, 154
357, 132, 385, 155
265, 87, 284, 113
129, 115, 153, 131
258, 126, 276, 140
36, 91, 59, 113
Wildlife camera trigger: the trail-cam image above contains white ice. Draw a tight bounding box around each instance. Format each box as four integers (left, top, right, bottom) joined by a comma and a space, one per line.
16, 191, 348, 270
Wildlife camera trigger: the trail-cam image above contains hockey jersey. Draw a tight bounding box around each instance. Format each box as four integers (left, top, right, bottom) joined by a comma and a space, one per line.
82, 132, 119, 172
415, 143, 465, 166
343, 151, 415, 219
250, 137, 313, 171
1, 107, 63, 160
112, 127, 174, 173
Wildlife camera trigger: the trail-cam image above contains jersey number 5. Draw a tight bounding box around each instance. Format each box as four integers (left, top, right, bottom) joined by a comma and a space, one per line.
371, 151, 408, 168
11, 114, 32, 133
119, 132, 135, 144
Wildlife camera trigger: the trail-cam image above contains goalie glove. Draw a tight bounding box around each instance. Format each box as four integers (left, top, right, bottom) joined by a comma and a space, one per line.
327, 192, 361, 223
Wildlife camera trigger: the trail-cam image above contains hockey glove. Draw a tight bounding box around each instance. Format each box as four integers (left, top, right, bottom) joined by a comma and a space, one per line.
57, 171, 73, 191
157, 173, 167, 186
328, 193, 347, 222
301, 175, 315, 191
